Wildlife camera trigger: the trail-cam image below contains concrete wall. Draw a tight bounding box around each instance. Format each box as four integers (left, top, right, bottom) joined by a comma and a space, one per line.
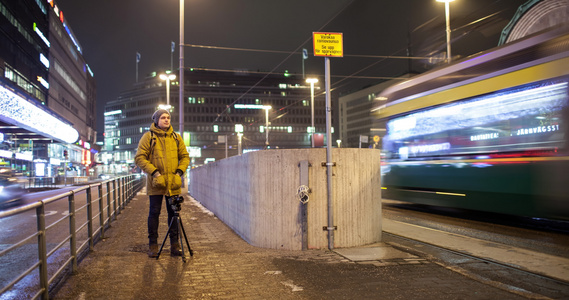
189, 148, 382, 250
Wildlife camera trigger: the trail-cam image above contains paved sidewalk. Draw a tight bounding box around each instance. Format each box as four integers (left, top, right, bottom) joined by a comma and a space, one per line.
53, 191, 528, 299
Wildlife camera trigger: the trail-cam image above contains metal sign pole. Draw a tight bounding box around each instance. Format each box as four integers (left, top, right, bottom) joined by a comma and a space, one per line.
313, 31, 342, 250
324, 56, 334, 250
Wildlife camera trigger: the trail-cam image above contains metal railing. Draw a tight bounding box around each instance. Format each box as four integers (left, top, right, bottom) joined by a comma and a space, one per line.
0, 174, 144, 300
24, 177, 57, 189
23, 176, 102, 189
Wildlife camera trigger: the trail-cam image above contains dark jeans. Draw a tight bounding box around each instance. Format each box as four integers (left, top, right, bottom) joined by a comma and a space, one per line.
148, 195, 178, 245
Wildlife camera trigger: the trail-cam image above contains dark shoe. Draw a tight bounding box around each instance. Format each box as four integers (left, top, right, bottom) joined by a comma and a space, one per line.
148, 244, 159, 258
171, 243, 182, 256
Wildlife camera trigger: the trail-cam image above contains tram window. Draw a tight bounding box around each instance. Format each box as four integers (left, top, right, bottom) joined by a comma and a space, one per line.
384, 80, 568, 160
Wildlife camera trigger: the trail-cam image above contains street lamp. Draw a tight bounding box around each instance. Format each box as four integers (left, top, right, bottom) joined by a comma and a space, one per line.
179, 0, 184, 137
237, 133, 243, 155
437, 0, 454, 63
235, 124, 244, 155
158, 104, 172, 111
262, 106, 271, 147
159, 72, 176, 105
306, 78, 318, 147
233, 104, 271, 148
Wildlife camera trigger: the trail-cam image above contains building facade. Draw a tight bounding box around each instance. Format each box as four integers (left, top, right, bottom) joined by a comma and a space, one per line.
103, 69, 326, 173
0, 0, 97, 178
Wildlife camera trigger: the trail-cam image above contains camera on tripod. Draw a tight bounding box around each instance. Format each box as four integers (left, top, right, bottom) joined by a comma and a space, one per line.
158, 194, 193, 260
168, 195, 184, 211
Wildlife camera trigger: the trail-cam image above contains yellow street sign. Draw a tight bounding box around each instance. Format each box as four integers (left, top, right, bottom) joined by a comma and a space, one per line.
373, 135, 380, 143
313, 32, 343, 57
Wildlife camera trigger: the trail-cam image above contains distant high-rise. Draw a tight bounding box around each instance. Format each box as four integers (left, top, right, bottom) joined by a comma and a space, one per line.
103, 69, 326, 172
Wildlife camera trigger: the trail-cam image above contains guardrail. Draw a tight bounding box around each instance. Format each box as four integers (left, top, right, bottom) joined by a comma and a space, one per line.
0, 174, 144, 300
23, 177, 57, 189
23, 176, 102, 189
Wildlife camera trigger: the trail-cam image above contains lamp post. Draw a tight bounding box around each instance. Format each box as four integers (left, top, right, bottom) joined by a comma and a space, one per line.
262, 106, 271, 147
437, 0, 454, 63
159, 72, 176, 105
237, 133, 243, 155
233, 104, 271, 148
179, 0, 184, 137
306, 78, 318, 147
235, 124, 243, 155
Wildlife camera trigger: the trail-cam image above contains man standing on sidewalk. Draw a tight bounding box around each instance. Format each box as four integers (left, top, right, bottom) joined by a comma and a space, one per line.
135, 109, 189, 257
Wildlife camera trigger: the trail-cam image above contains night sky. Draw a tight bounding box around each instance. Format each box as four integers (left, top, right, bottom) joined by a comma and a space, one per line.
54, 0, 522, 137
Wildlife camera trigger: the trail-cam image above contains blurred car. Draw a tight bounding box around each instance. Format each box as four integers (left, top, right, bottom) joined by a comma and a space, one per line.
0, 168, 25, 209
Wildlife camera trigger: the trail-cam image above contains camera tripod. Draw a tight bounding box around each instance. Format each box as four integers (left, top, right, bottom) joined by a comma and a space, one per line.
156, 197, 193, 262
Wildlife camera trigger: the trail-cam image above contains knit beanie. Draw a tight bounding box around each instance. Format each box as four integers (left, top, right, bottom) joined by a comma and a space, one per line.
152, 109, 170, 125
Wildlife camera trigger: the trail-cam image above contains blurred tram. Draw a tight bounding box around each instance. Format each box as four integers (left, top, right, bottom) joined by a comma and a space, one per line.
373, 24, 569, 221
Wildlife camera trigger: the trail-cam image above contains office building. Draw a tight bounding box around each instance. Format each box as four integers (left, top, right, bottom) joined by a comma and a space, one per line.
0, 0, 97, 177
103, 69, 325, 173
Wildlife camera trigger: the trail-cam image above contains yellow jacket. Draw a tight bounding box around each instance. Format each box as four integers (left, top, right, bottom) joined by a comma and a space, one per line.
135, 123, 190, 196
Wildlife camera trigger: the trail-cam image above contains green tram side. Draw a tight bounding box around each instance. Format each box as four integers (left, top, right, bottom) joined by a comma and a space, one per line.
372, 25, 569, 220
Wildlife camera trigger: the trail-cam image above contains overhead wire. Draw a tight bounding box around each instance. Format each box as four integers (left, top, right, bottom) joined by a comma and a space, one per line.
183, 67, 405, 80
187, 0, 358, 145
185, 1, 503, 148
184, 43, 430, 60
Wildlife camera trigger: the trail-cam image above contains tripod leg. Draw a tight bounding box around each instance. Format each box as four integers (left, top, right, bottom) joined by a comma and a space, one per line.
156, 216, 176, 260
178, 216, 193, 256
174, 217, 187, 262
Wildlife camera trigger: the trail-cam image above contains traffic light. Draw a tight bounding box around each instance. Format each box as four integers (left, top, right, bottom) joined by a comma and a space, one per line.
63, 150, 68, 159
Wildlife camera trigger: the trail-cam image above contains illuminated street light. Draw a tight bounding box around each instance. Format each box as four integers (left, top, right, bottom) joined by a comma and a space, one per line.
306, 77, 318, 147
234, 104, 271, 148
158, 104, 172, 111
437, 0, 455, 63
159, 72, 176, 105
